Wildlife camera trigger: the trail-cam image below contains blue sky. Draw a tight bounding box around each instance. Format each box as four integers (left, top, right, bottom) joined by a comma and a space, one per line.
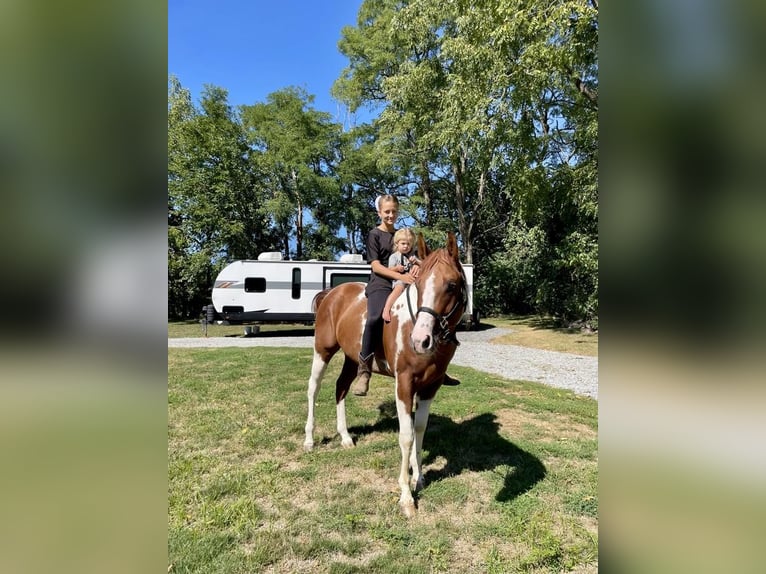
168, 0, 367, 122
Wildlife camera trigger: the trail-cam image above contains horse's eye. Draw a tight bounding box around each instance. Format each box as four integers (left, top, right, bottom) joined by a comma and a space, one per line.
446, 282, 457, 293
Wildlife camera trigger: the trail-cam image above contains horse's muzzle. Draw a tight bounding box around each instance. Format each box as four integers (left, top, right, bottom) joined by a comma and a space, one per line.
411, 313, 437, 354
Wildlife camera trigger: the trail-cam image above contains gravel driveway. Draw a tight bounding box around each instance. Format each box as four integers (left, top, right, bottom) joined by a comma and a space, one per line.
168, 327, 598, 400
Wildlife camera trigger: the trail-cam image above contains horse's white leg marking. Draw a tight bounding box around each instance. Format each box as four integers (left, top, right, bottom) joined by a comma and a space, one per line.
410, 398, 432, 492
304, 351, 328, 451
336, 399, 354, 448
395, 386, 417, 517
411, 275, 438, 353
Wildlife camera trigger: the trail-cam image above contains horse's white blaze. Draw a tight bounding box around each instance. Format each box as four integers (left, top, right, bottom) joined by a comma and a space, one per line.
411, 274, 437, 353
304, 351, 328, 450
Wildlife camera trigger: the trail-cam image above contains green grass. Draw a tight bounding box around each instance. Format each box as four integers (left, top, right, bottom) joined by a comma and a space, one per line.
169, 320, 315, 339
168, 347, 598, 573
485, 316, 598, 356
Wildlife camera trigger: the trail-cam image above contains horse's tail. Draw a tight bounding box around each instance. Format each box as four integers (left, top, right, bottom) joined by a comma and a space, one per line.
311, 288, 332, 314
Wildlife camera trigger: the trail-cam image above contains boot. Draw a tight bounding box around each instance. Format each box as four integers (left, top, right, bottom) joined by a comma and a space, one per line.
352, 353, 373, 396
442, 373, 461, 386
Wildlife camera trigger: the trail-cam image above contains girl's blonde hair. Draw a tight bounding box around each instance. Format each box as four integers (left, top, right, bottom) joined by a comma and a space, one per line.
375, 194, 399, 212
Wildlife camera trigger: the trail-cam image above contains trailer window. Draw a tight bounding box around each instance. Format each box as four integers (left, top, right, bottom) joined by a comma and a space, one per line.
330, 273, 371, 288
244, 277, 266, 292
291, 268, 301, 299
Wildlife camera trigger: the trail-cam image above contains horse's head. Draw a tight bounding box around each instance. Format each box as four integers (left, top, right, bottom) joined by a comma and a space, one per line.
409, 232, 468, 355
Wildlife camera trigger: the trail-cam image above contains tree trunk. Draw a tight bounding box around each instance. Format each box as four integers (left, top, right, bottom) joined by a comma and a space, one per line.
292, 169, 303, 259
296, 199, 303, 259
419, 158, 433, 226
452, 148, 473, 264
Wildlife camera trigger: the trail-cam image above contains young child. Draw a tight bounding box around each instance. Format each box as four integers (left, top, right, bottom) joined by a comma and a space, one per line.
382, 228, 420, 322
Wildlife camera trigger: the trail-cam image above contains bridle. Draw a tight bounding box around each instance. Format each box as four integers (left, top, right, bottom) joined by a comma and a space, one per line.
405, 266, 467, 347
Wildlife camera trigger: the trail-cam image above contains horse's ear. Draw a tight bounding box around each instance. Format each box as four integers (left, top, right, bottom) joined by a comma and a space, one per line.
417, 233, 429, 258
446, 232, 460, 262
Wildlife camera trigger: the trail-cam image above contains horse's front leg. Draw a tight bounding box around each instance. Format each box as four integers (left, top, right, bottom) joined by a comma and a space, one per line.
304, 351, 328, 451
410, 397, 432, 492
395, 382, 417, 518
335, 356, 358, 448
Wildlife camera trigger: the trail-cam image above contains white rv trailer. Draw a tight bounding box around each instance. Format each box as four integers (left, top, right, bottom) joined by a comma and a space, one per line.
210, 252, 476, 327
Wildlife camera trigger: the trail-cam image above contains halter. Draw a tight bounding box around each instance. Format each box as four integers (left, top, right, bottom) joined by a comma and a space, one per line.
405, 273, 467, 347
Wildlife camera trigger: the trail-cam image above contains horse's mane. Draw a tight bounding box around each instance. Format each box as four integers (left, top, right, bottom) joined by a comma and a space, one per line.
419, 247, 465, 278
418, 248, 453, 274
418, 246, 467, 294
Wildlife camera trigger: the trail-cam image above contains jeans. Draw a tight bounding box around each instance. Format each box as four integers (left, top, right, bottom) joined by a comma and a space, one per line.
360, 289, 389, 359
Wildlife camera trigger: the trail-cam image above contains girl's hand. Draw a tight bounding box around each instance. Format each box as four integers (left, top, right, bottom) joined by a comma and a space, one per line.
401, 272, 416, 284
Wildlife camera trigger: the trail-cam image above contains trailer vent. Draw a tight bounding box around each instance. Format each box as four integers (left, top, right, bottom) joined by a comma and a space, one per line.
339, 253, 364, 263
257, 251, 283, 261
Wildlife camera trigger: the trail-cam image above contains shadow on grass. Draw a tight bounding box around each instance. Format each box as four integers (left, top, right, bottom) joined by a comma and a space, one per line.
512, 314, 594, 335
349, 400, 546, 503
456, 320, 497, 332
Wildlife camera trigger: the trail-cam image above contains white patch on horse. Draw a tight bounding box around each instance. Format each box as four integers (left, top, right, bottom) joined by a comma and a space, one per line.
356, 289, 367, 349
394, 313, 405, 372
392, 286, 413, 371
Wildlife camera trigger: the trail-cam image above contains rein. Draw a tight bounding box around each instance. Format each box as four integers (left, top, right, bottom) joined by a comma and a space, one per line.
405, 277, 467, 347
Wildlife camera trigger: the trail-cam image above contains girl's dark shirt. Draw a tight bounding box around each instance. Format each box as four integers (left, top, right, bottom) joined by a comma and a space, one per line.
365, 227, 395, 296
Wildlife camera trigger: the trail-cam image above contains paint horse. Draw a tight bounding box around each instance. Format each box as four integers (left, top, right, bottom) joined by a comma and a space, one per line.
304, 232, 468, 517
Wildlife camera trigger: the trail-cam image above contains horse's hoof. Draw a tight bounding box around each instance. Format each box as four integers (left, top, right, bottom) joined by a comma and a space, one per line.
400, 501, 417, 519
303, 442, 314, 451
341, 437, 355, 448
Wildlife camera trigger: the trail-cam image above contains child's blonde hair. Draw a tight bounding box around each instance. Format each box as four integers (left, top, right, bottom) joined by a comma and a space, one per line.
392, 228, 415, 249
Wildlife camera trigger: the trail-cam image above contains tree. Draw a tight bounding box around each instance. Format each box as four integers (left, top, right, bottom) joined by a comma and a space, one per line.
334, 122, 412, 254
334, 0, 598, 325
240, 87, 344, 260
168, 76, 273, 318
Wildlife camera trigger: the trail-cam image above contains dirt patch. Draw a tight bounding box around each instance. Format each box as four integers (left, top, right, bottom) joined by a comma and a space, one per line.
494, 407, 597, 442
